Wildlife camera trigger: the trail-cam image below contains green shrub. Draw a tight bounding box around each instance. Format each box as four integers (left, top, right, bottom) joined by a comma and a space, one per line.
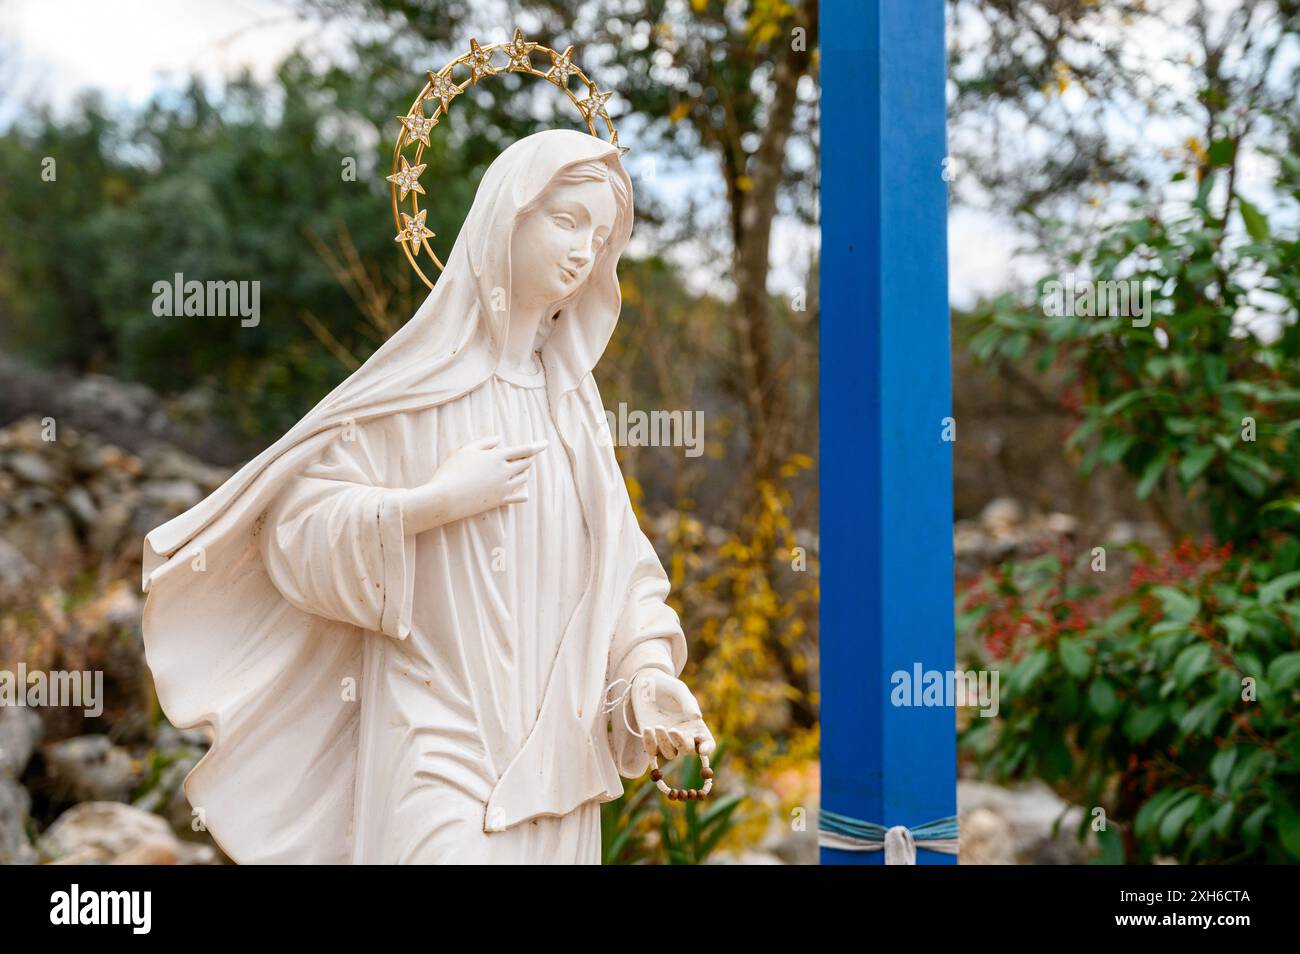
961, 536, 1300, 863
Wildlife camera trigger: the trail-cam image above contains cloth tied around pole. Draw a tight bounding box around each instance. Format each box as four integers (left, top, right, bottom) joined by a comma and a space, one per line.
817, 809, 960, 864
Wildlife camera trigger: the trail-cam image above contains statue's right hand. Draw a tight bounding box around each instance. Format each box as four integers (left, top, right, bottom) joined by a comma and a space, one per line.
399, 435, 548, 534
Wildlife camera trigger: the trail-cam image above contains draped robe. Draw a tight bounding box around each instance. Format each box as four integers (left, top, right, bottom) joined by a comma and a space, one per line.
141, 130, 686, 864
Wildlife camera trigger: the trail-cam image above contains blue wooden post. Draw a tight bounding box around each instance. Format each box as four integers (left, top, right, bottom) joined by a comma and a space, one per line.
819, 0, 956, 864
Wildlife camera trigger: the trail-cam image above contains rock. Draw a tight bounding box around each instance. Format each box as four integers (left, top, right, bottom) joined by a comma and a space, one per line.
76, 442, 144, 480
0, 778, 36, 864
2, 506, 80, 570
0, 416, 52, 452
133, 759, 201, 834
0, 537, 37, 597
0, 707, 43, 779
958, 779, 1093, 864
980, 497, 1024, 535
959, 807, 1016, 864
38, 801, 216, 864
129, 479, 203, 536
41, 735, 140, 804
101, 584, 144, 634
139, 478, 203, 513
133, 724, 209, 834
1044, 512, 1078, 536
764, 826, 818, 865
88, 495, 136, 556
1105, 520, 1138, 545
6, 450, 61, 487
112, 835, 184, 865
141, 445, 230, 492
66, 374, 158, 426
64, 485, 99, 527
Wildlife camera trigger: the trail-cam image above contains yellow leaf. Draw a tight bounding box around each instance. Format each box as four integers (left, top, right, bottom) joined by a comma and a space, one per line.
1054, 61, 1071, 94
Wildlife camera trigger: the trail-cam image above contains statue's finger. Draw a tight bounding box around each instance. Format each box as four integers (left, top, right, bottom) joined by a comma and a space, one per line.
666, 727, 690, 756
502, 440, 549, 460
655, 727, 679, 760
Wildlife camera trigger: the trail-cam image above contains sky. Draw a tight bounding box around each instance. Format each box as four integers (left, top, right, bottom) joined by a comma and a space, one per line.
2, 0, 824, 300
8, 0, 1281, 313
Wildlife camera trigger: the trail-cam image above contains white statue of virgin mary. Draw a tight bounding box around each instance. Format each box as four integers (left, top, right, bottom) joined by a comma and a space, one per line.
141, 129, 715, 864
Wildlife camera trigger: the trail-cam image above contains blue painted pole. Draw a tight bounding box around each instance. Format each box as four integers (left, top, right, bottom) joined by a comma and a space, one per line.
819, 0, 956, 865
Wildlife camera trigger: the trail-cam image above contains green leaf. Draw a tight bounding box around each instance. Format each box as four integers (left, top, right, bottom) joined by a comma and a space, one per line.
1088, 679, 1121, 721
1266, 651, 1300, 689
1238, 195, 1270, 241
1135, 787, 1182, 841
1177, 444, 1216, 484
1059, 638, 1091, 680
1210, 800, 1234, 835
1152, 586, 1199, 624
1208, 139, 1235, 167
1123, 705, 1166, 743
1178, 696, 1220, 737
1136, 449, 1172, 499
1099, 431, 1136, 464
1220, 615, 1251, 647
1278, 806, 1300, 859
1173, 643, 1211, 688
1229, 749, 1275, 795
1011, 649, 1051, 693
1159, 792, 1203, 846
1242, 804, 1270, 849
1226, 458, 1268, 498
1101, 390, 1150, 416
1094, 825, 1126, 865
1259, 570, 1300, 606
1194, 172, 1215, 212
1209, 747, 1238, 787
1262, 497, 1300, 518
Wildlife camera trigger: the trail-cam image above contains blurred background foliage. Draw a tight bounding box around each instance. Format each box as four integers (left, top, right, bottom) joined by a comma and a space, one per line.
0, 0, 819, 864
951, 0, 1300, 863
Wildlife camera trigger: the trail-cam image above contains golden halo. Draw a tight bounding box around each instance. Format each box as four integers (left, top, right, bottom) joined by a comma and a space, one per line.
389, 29, 627, 290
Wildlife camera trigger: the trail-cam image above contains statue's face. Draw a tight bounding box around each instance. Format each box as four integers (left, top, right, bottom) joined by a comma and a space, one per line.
512, 177, 618, 308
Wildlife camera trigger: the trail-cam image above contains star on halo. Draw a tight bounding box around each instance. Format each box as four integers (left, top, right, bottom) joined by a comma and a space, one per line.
466, 37, 497, 83
503, 29, 537, 72
395, 209, 435, 255
386, 156, 427, 200
577, 86, 613, 122
426, 70, 460, 111
396, 108, 437, 148
546, 45, 576, 88
610, 130, 630, 156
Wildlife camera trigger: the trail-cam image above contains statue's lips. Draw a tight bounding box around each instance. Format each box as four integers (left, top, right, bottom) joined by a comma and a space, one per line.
559, 264, 579, 282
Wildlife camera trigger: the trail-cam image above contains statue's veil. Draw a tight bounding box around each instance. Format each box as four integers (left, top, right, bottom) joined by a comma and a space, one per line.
140, 129, 644, 863
143, 128, 633, 572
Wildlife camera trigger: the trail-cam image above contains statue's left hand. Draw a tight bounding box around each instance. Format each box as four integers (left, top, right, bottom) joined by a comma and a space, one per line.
629, 669, 716, 761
